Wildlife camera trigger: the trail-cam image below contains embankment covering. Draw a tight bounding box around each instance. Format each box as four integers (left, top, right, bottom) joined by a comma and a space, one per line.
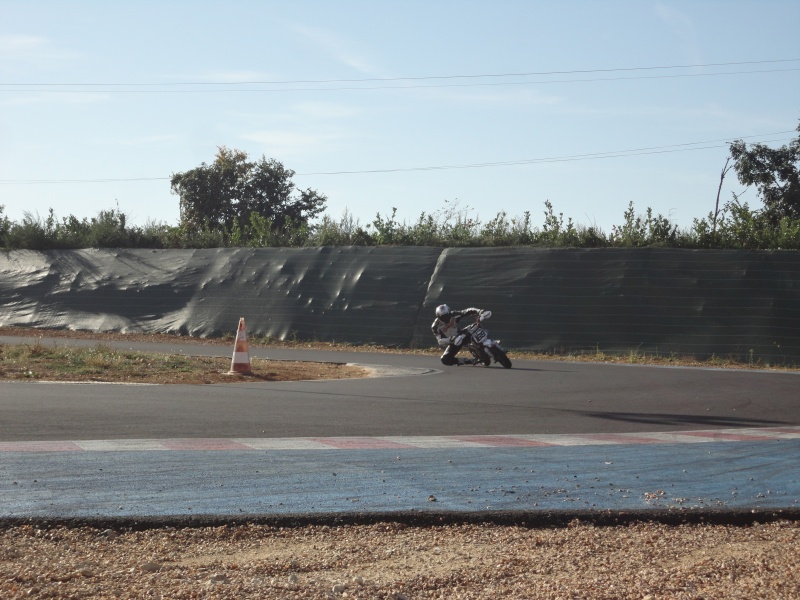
1, 247, 798, 361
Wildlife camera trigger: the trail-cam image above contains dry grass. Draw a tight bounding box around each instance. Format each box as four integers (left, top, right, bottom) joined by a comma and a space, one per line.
0, 337, 367, 384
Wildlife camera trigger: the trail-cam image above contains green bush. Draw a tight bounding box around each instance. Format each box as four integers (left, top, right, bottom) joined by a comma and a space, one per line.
691, 200, 800, 250
2, 200, 800, 250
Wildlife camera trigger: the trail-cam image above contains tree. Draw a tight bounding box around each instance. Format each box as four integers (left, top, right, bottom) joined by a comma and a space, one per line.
0, 204, 9, 239
728, 122, 800, 223
170, 147, 327, 235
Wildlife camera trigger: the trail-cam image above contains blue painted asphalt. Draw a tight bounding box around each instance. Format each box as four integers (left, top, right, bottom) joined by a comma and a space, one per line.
2, 440, 797, 518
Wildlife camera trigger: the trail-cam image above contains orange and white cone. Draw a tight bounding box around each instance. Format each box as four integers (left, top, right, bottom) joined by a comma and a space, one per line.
228, 317, 252, 375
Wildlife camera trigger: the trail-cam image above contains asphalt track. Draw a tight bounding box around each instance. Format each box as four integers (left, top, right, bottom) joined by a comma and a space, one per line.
1, 335, 798, 524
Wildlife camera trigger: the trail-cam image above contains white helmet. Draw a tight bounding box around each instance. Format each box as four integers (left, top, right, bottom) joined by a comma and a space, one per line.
435, 304, 451, 321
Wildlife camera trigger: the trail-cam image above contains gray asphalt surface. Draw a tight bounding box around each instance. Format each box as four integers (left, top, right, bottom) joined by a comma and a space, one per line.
2, 336, 798, 441
1, 335, 798, 521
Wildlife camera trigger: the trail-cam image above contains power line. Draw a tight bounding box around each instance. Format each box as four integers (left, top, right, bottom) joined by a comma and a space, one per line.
2, 67, 798, 93
2, 58, 798, 87
2, 68, 797, 93
0, 177, 169, 184
0, 131, 793, 185
298, 134, 795, 175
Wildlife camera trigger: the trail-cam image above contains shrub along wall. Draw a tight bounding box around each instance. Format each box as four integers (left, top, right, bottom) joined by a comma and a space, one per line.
1, 247, 798, 362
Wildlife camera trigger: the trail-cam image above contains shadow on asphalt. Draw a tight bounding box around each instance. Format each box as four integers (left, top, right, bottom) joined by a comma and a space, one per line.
561, 410, 788, 428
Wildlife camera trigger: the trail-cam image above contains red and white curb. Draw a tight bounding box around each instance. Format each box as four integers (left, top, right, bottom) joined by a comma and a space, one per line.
1, 426, 798, 452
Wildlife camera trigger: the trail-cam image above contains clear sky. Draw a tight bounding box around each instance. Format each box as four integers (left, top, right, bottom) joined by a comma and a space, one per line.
1, 0, 798, 235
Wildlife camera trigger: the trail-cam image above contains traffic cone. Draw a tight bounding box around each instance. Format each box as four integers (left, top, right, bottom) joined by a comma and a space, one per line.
228, 317, 252, 375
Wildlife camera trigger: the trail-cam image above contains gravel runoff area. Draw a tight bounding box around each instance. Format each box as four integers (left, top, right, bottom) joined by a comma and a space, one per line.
1, 513, 799, 599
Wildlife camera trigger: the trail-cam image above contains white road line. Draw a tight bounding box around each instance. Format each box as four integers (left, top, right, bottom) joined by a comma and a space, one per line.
1, 426, 797, 452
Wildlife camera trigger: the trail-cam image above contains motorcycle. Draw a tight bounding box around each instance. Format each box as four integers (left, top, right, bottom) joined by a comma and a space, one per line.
456, 310, 512, 368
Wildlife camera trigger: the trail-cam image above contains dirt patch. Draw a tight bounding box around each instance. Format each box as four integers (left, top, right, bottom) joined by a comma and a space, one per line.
0, 328, 369, 384
0, 356, 368, 384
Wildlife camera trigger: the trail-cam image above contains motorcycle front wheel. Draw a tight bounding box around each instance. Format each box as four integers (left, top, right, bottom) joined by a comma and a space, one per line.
493, 346, 512, 368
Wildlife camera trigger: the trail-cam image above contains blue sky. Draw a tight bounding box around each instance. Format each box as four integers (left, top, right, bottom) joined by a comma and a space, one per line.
1, 0, 798, 235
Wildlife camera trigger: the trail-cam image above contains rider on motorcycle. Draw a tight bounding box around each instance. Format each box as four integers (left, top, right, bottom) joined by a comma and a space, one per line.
431, 304, 485, 366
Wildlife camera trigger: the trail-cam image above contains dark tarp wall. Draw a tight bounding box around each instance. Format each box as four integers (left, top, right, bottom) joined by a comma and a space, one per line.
0, 247, 441, 346
412, 247, 800, 361
1, 247, 799, 361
